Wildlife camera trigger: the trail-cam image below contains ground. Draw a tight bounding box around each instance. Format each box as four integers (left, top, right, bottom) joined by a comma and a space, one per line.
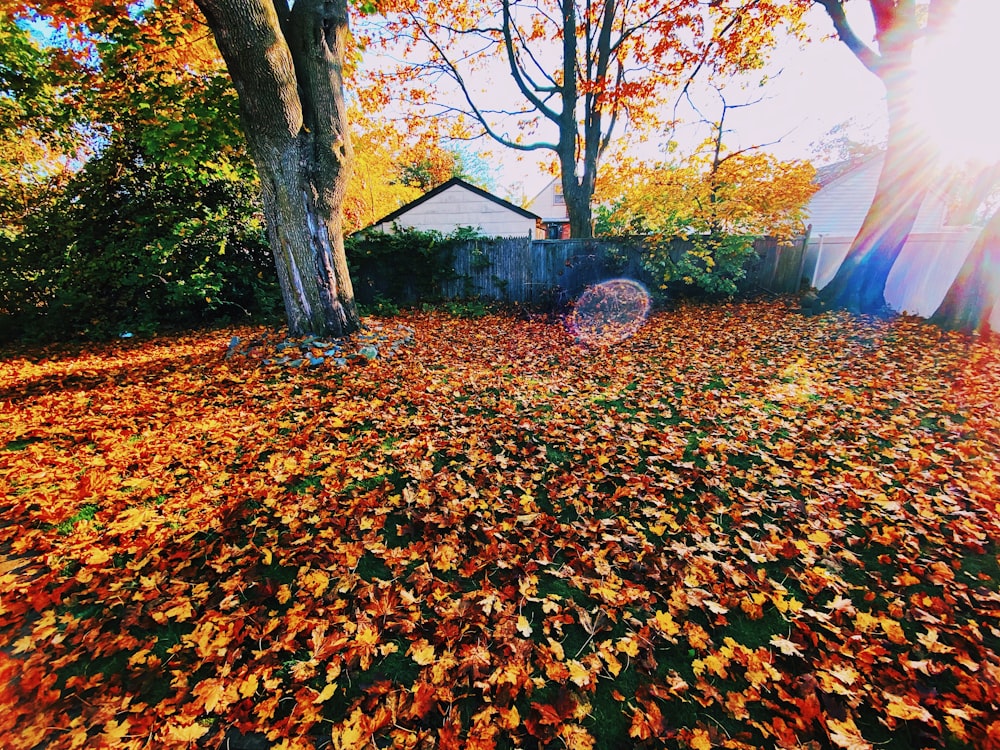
1, 299, 998, 749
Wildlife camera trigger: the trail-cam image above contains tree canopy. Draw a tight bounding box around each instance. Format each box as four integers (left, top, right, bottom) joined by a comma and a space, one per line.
0, 0, 484, 339
359, 0, 811, 237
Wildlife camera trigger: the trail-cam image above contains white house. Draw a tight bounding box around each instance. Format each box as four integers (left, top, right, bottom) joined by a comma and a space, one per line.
527, 178, 570, 239
803, 153, 982, 320
369, 178, 541, 238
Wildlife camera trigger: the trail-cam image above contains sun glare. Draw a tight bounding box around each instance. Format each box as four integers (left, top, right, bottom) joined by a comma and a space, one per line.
912, 0, 1000, 167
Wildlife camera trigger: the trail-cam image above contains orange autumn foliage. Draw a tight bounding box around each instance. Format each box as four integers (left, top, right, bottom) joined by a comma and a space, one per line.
1, 300, 999, 748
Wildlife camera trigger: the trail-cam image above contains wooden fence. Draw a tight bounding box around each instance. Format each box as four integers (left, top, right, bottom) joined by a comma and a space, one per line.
354, 235, 809, 306
741, 234, 811, 296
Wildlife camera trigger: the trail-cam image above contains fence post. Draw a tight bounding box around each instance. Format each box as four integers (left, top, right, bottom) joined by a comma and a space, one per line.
794, 226, 812, 293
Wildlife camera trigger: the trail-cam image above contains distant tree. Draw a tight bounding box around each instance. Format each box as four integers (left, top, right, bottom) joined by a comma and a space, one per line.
942, 162, 1000, 227
3, 0, 358, 336
597, 85, 816, 295
343, 109, 423, 232
363, 0, 811, 238
809, 117, 884, 167
1, 133, 278, 340
397, 148, 463, 193
0, 13, 81, 234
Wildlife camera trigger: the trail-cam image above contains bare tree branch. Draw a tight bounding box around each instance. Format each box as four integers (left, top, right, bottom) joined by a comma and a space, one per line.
814, 0, 884, 76
500, 0, 562, 124
408, 8, 559, 152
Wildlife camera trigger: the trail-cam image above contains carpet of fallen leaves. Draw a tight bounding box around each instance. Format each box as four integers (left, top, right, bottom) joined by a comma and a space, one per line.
1, 300, 999, 750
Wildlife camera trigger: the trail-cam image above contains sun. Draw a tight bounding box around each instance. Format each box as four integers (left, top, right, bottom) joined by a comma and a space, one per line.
912, 0, 1000, 167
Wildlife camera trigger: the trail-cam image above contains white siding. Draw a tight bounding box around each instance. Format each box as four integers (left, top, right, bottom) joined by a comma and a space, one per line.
804, 228, 983, 318
527, 178, 569, 223
805, 165, 882, 236
804, 155, 951, 238
374, 184, 536, 238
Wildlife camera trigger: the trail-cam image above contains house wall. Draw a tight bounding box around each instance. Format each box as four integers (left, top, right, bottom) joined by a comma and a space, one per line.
800, 155, 996, 321
374, 185, 538, 238
804, 156, 949, 237
527, 178, 570, 223
804, 228, 982, 317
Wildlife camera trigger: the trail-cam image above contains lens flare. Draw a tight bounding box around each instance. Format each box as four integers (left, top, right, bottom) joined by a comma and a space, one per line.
912, 0, 1000, 167
567, 279, 651, 346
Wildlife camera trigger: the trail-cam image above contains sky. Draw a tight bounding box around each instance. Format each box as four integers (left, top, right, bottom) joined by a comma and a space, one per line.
687, 5, 886, 162
462, 3, 889, 203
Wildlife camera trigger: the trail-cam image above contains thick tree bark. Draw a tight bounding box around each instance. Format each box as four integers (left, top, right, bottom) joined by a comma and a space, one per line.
815, 0, 937, 316
194, 0, 360, 337
818, 82, 929, 314
929, 209, 1000, 333
557, 0, 594, 239
562, 176, 594, 239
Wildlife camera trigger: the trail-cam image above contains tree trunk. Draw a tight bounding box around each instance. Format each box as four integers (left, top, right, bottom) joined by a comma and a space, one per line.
562, 173, 594, 239
818, 75, 930, 315
194, 0, 360, 337
555, 0, 593, 240
929, 209, 1000, 333
813, 0, 945, 316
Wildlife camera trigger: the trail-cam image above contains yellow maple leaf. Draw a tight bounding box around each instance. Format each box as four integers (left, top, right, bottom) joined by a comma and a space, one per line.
616, 636, 639, 657
331, 708, 368, 750
567, 659, 592, 688
409, 639, 436, 665
769, 635, 803, 657
164, 722, 210, 742
652, 609, 680, 636
314, 682, 337, 704
600, 648, 623, 677
164, 600, 194, 622
547, 637, 565, 661
773, 591, 803, 614
195, 678, 227, 713
298, 568, 329, 598
239, 673, 259, 699
499, 704, 520, 731
432, 543, 458, 572
12, 634, 34, 655
808, 529, 832, 546
689, 727, 712, 750
692, 653, 728, 678
826, 717, 873, 749
560, 723, 596, 750
85, 547, 111, 566
884, 693, 933, 722
854, 611, 878, 633
102, 719, 130, 742
879, 617, 908, 645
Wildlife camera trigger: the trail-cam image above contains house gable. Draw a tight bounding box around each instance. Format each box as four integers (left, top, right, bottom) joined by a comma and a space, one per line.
527, 177, 570, 224
368, 178, 540, 237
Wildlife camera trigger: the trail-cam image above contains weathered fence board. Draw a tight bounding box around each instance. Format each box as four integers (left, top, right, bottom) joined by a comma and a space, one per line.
355, 235, 807, 307
741, 234, 809, 294
441, 237, 531, 302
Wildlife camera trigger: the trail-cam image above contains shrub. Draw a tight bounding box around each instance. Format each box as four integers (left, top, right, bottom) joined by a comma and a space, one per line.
0, 138, 281, 342
643, 234, 758, 298
346, 225, 481, 306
